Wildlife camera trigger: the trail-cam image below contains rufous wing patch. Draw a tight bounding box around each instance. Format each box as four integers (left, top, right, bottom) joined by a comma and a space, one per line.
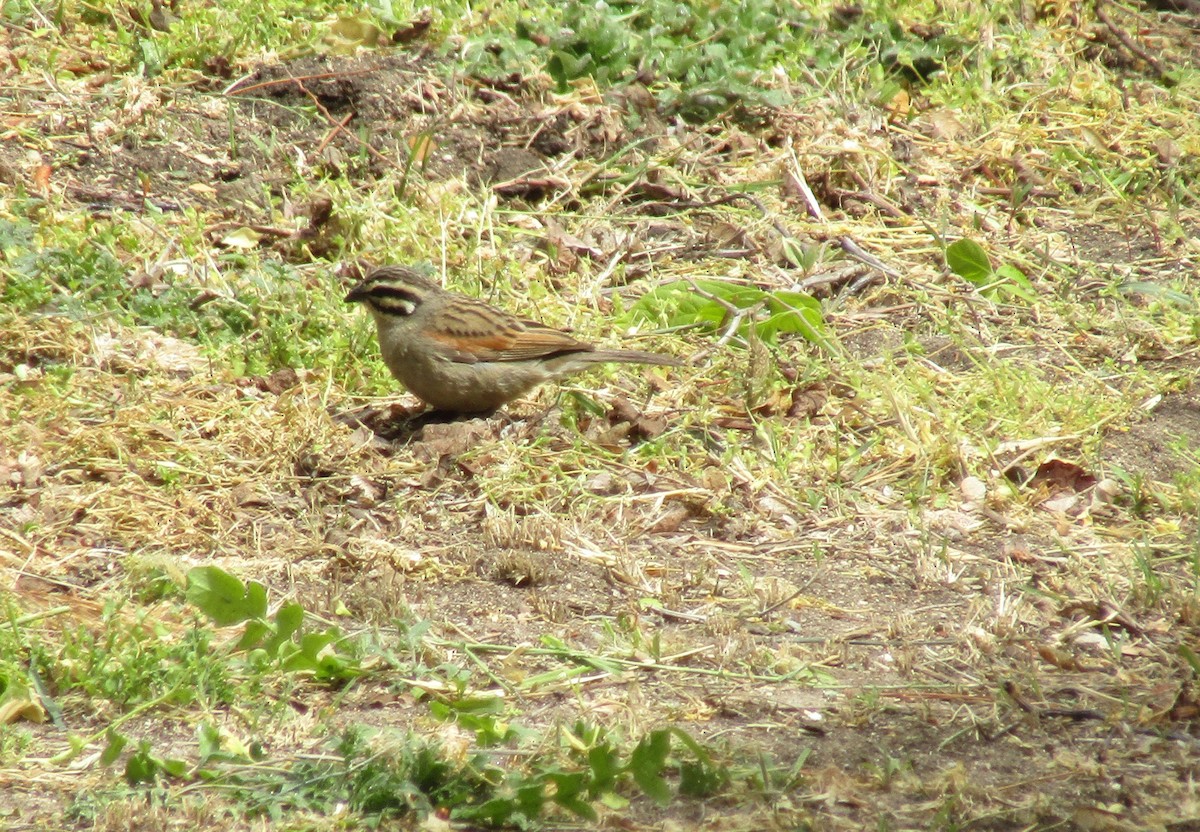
428, 325, 592, 363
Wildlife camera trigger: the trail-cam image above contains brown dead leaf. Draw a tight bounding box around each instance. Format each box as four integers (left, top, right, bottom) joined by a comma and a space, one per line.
240, 367, 302, 396
1029, 458, 1097, 494
712, 416, 754, 431
705, 220, 752, 250
540, 224, 603, 260
0, 696, 45, 725
746, 379, 828, 421
1154, 136, 1181, 168
608, 397, 668, 442
493, 175, 565, 199
1027, 458, 1094, 516
1167, 683, 1200, 722
631, 180, 690, 204
884, 88, 910, 122
231, 483, 273, 508
33, 163, 51, 196
1037, 644, 1087, 671
1002, 535, 1036, 564
647, 504, 690, 534
391, 14, 432, 44
923, 109, 965, 140
204, 54, 233, 78
1071, 805, 1139, 832
789, 383, 828, 418
414, 419, 494, 461
346, 474, 386, 507
1059, 600, 1143, 637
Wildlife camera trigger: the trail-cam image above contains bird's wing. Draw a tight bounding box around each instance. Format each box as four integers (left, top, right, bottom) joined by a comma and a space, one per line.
427, 301, 593, 363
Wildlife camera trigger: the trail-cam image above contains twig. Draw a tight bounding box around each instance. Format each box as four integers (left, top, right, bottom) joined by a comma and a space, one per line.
1003, 680, 1105, 721
752, 568, 827, 619
785, 141, 825, 221
840, 236, 901, 278
1094, 0, 1175, 85
223, 67, 378, 97
845, 168, 908, 219
687, 280, 763, 347
316, 110, 354, 155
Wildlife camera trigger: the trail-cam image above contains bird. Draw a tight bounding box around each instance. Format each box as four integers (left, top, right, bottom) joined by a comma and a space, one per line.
344, 266, 681, 413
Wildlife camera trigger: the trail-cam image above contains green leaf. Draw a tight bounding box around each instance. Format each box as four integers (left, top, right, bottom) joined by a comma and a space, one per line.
587, 742, 623, 793
627, 280, 825, 346
994, 264, 1037, 302
185, 566, 267, 626
515, 779, 547, 821
1181, 644, 1200, 676
99, 728, 128, 767
679, 758, 728, 797
263, 602, 304, 652
125, 742, 158, 784
159, 757, 189, 778
1119, 281, 1196, 310
628, 729, 672, 806
197, 722, 221, 761
945, 239, 992, 285
598, 790, 630, 810
764, 291, 827, 344
236, 619, 272, 652
548, 771, 597, 820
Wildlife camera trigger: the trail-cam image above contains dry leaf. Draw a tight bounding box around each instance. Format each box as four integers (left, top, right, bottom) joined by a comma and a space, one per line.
220, 227, 263, 250
1029, 458, 1097, 493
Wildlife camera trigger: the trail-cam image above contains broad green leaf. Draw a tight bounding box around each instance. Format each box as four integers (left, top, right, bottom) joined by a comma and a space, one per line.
197, 722, 221, 760
628, 729, 672, 806
994, 264, 1037, 302
515, 779, 547, 819
125, 742, 158, 784
764, 290, 827, 344
587, 743, 623, 792
628, 280, 825, 346
994, 264, 1032, 290
236, 619, 271, 652
680, 758, 729, 797
945, 239, 992, 285
159, 757, 189, 778
186, 566, 267, 626
263, 602, 305, 652
548, 771, 596, 820
99, 727, 128, 767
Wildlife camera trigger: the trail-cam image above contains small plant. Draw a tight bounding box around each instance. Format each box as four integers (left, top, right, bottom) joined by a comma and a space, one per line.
455, 723, 731, 825
471, 0, 806, 121
945, 239, 1035, 304
50, 604, 234, 709
185, 566, 363, 683
627, 279, 826, 348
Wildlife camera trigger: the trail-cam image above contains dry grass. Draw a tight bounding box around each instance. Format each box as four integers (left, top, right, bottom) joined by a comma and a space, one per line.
2, 1, 1200, 829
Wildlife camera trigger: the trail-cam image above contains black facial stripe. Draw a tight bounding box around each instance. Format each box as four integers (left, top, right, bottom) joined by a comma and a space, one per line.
366, 285, 423, 304
362, 284, 422, 316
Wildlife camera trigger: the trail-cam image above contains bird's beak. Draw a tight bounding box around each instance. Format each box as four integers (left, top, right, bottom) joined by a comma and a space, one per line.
343, 282, 368, 304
